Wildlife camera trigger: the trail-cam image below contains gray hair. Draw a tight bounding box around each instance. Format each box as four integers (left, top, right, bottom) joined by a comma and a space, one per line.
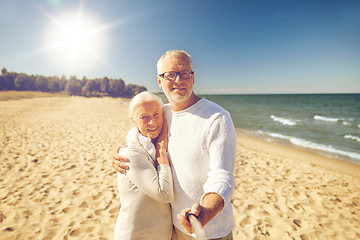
129, 91, 163, 120
157, 50, 193, 74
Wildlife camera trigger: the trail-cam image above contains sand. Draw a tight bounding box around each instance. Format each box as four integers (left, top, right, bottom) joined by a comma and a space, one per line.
0, 96, 359, 240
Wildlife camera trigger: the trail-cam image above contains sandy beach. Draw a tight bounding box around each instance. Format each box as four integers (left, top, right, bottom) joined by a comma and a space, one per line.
1, 96, 359, 240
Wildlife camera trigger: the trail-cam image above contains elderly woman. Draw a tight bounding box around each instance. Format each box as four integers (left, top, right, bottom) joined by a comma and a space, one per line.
114, 91, 174, 240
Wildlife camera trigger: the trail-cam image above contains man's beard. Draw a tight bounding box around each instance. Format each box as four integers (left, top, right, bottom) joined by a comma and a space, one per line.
163, 88, 191, 105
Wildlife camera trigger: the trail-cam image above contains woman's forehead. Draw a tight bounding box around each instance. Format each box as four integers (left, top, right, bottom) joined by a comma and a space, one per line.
136, 101, 162, 114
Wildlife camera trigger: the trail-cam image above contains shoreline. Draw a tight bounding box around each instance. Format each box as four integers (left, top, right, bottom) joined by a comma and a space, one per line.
235, 129, 360, 177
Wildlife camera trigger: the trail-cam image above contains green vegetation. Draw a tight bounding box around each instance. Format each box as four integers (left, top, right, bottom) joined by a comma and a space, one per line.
0, 67, 147, 98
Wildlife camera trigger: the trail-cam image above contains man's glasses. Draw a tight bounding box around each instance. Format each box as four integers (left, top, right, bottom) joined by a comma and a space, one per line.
158, 71, 194, 81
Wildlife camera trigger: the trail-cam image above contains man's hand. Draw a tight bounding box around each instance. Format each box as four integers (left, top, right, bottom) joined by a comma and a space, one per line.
177, 204, 203, 234
111, 143, 130, 174
177, 193, 224, 234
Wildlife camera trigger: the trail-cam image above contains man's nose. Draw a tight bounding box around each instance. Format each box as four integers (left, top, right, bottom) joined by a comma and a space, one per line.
174, 73, 182, 83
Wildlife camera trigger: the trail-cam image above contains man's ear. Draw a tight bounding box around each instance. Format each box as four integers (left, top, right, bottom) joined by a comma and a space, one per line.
157, 76, 163, 88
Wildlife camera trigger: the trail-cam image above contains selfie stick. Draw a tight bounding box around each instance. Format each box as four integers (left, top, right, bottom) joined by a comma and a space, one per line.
186, 213, 206, 240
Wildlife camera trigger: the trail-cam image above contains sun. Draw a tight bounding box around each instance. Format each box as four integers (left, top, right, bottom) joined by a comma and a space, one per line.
39, 6, 110, 75
64, 24, 88, 51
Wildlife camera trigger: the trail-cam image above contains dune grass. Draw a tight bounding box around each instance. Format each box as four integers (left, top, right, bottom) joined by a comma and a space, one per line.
0, 91, 68, 101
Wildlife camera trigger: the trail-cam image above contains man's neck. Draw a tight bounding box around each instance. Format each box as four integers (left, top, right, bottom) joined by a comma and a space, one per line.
170, 93, 201, 112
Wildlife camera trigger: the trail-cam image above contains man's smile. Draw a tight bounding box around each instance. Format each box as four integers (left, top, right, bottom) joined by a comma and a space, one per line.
172, 87, 186, 91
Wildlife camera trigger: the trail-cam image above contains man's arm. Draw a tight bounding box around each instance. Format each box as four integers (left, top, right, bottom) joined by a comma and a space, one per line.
178, 112, 236, 234
177, 193, 224, 234
111, 144, 130, 174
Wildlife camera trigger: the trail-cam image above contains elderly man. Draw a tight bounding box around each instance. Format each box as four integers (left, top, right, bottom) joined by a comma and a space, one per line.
113, 50, 236, 240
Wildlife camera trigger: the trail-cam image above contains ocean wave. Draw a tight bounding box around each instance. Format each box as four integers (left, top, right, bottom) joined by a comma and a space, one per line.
268, 132, 291, 140
344, 135, 360, 142
314, 115, 341, 122
342, 121, 351, 126
266, 132, 360, 161
270, 115, 299, 126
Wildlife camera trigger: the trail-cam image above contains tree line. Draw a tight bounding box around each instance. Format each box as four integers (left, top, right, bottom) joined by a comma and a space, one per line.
0, 68, 147, 98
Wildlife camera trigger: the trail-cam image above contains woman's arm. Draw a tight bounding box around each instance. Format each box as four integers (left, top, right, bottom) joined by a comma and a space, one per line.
121, 145, 174, 203
121, 121, 173, 203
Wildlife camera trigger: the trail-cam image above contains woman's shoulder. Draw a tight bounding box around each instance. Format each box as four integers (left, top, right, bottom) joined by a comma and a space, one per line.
119, 142, 146, 159
119, 144, 156, 170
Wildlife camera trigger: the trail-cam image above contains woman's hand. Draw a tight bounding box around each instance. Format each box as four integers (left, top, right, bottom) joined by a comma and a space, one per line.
156, 119, 169, 165
156, 119, 168, 152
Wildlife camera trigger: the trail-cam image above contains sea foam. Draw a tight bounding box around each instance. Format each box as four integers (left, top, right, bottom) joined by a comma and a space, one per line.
314, 115, 341, 122
266, 132, 360, 161
344, 135, 360, 143
342, 122, 351, 126
270, 115, 298, 126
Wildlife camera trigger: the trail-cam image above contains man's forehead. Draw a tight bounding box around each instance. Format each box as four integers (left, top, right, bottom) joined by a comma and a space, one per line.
162, 55, 191, 68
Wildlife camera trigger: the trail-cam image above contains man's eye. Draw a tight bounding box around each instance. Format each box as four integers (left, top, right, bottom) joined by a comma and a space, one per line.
181, 73, 190, 78
166, 73, 176, 78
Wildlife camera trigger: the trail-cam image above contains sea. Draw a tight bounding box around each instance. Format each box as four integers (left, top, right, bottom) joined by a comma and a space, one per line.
197, 94, 360, 165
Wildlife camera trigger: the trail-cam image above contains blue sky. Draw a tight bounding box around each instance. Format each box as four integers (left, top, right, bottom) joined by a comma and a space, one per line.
0, 0, 359, 94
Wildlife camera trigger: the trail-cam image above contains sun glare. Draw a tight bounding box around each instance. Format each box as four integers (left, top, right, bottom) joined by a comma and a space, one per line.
41, 7, 107, 75
66, 25, 87, 50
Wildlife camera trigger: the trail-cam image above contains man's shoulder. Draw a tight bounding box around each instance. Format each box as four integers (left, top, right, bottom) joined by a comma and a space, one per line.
163, 103, 171, 110
163, 104, 172, 117
199, 98, 229, 116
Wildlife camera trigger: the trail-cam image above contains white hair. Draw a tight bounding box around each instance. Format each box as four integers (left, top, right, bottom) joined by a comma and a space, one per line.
156, 50, 193, 74
129, 91, 163, 119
